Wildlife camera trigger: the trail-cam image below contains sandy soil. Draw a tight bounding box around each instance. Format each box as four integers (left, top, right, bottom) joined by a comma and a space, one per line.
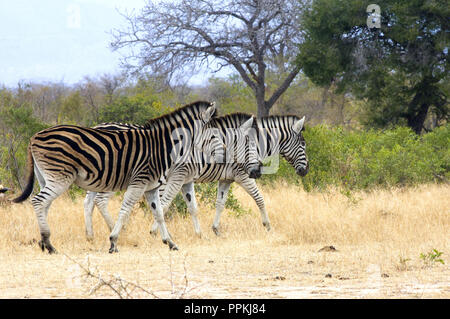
0, 244, 449, 299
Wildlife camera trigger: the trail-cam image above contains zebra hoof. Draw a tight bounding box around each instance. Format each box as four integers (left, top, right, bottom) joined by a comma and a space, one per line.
163, 239, 178, 251
108, 241, 119, 253
38, 240, 57, 254
47, 245, 57, 254
109, 245, 118, 254
263, 222, 271, 231
212, 226, 220, 236
38, 240, 45, 252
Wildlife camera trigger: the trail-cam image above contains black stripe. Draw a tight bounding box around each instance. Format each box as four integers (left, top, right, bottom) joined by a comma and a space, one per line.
34, 144, 92, 175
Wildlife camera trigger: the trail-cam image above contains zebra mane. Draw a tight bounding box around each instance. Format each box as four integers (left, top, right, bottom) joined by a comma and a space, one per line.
259, 114, 301, 121
207, 112, 255, 128
143, 100, 217, 129
93, 122, 144, 129
257, 114, 304, 130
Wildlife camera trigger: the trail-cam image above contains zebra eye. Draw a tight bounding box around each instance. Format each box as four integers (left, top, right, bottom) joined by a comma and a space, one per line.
300, 141, 306, 147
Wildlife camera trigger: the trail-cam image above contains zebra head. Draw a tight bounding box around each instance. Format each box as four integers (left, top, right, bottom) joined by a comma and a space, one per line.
281, 116, 309, 176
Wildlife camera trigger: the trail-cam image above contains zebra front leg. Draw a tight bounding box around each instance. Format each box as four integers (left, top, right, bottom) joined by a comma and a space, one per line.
180, 182, 201, 236
212, 181, 232, 236
150, 172, 190, 236
83, 191, 97, 240
236, 176, 270, 231
109, 186, 145, 253
145, 188, 178, 250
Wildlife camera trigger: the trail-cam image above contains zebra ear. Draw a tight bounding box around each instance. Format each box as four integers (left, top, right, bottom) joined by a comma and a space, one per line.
202, 102, 216, 122
292, 116, 305, 134
240, 117, 254, 134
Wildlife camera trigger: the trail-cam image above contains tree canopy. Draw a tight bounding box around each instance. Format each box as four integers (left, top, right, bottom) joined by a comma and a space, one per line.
297, 0, 449, 134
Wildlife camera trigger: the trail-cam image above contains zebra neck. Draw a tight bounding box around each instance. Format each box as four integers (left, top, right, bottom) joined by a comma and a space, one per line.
256, 118, 286, 158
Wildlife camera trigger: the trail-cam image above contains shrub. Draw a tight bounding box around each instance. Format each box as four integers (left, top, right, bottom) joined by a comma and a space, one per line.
260, 124, 450, 191
168, 182, 248, 217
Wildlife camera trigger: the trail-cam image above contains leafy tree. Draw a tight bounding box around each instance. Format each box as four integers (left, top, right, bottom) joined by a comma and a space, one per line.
98, 93, 166, 125
59, 91, 86, 125
0, 90, 48, 187
206, 75, 256, 114
297, 0, 449, 134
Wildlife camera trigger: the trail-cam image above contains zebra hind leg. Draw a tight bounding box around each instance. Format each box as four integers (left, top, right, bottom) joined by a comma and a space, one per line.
31, 182, 72, 254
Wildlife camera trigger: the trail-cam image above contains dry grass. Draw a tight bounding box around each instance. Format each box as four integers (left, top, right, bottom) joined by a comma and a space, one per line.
0, 183, 448, 298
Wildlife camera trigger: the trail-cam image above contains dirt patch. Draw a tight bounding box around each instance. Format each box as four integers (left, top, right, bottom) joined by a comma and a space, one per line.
0, 242, 448, 299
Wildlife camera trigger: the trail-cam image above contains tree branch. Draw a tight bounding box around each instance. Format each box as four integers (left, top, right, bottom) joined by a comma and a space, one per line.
266, 63, 302, 109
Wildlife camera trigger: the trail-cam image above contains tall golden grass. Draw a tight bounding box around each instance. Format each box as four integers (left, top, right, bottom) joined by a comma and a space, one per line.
0, 183, 448, 252
0, 183, 450, 249
0, 183, 448, 298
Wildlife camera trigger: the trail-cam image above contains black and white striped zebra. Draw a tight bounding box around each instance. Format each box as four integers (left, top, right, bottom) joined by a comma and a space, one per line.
12, 101, 218, 253
83, 113, 261, 238
159, 114, 309, 236
83, 114, 307, 237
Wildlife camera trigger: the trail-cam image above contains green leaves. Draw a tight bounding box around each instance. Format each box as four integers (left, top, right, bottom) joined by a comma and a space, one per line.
168, 183, 248, 217
262, 124, 450, 191
420, 249, 445, 266
98, 94, 164, 126
297, 0, 449, 133
0, 95, 49, 187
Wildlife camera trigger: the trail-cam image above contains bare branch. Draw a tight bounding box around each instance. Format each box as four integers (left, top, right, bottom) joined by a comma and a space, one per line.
111, 0, 306, 115
266, 63, 302, 109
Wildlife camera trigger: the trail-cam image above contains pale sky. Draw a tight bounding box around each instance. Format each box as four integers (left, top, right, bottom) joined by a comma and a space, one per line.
0, 0, 217, 87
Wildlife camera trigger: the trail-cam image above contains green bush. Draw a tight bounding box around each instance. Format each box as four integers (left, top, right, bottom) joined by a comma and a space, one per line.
0, 102, 49, 188
168, 182, 249, 217
260, 124, 450, 191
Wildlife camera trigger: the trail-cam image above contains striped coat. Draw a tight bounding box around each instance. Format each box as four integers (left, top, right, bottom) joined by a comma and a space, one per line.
12, 101, 217, 253
84, 114, 308, 237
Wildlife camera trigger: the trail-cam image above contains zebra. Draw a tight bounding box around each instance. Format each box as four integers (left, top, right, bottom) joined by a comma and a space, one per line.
82, 113, 262, 239
151, 114, 309, 236
11, 101, 218, 253
209, 115, 308, 234
83, 114, 307, 237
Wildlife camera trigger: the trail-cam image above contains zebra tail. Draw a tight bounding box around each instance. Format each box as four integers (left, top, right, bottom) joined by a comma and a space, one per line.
12, 145, 35, 203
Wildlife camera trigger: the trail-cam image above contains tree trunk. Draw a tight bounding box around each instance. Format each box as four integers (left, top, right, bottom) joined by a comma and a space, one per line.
257, 100, 270, 117
407, 102, 430, 135
256, 84, 270, 118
